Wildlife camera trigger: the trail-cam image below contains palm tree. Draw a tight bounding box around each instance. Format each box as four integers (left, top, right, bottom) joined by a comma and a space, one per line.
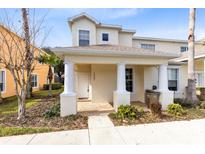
186, 8, 198, 105
39, 53, 60, 96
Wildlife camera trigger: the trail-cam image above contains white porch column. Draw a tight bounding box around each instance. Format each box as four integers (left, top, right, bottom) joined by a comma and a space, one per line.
117, 63, 126, 92
64, 62, 74, 94
113, 63, 130, 111
158, 64, 168, 90
60, 61, 77, 117
157, 64, 173, 110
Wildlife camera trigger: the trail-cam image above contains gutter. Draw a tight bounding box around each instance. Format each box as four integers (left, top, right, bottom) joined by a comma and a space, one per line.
51, 48, 179, 59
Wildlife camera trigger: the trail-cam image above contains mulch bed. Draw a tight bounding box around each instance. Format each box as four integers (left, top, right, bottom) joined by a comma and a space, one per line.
0, 96, 88, 131
109, 109, 205, 126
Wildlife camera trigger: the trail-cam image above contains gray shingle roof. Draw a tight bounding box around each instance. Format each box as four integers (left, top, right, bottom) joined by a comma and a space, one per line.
52, 44, 179, 58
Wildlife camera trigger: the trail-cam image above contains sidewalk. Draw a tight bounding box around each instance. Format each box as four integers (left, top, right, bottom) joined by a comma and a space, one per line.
1, 116, 205, 144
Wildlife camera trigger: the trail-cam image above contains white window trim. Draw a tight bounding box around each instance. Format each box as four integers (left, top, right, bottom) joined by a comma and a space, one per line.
195, 70, 204, 87
125, 66, 135, 94
180, 46, 188, 52
0, 69, 6, 93
101, 32, 110, 44
140, 43, 155, 50
167, 65, 179, 92
31, 73, 39, 89
77, 28, 91, 46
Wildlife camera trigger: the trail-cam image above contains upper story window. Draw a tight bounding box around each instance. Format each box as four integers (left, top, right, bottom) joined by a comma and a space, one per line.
31, 74, 38, 88
79, 30, 90, 46
0, 70, 5, 92
168, 68, 178, 91
102, 33, 109, 41
141, 44, 155, 51
180, 46, 188, 52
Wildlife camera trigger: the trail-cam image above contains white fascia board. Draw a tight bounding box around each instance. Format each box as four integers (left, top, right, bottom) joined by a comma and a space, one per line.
68, 13, 100, 24
52, 48, 179, 58
99, 23, 122, 29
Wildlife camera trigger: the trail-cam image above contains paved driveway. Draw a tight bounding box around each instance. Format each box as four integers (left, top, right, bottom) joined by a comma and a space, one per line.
1, 116, 205, 145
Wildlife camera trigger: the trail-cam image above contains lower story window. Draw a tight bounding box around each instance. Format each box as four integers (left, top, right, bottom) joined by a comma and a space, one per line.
126, 68, 133, 92
0, 70, 5, 92
31, 74, 38, 88
195, 72, 204, 87
168, 68, 178, 91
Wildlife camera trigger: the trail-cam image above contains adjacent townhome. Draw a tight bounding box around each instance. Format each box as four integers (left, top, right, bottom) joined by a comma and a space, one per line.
52, 13, 205, 116
0, 25, 50, 98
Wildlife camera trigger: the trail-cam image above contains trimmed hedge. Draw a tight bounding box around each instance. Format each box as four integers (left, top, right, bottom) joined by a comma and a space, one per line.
43, 83, 62, 90
167, 103, 187, 116
112, 105, 144, 120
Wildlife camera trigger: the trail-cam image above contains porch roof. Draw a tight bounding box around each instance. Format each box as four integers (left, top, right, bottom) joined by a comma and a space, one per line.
169, 51, 205, 62
52, 44, 179, 58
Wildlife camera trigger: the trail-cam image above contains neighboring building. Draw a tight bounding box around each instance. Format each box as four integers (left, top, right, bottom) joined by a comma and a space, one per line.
0, 25, 50, 98
52, 13, 205, 116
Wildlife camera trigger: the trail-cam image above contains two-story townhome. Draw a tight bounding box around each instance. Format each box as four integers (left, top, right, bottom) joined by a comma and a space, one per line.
52, 13, 205, 117
0, 24, 50, 98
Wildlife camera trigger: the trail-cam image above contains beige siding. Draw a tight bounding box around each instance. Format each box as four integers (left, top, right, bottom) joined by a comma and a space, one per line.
71, 18, 96, 46
119, 32, 133, 47
177, 65, 187, 98
91, 64, 116, 103
144, 66, 159, 90
65, 55, 169, 65
195, 44, 205, 53
133, 39, 187, 54
195, 59, 203, 70
70, 17, 134, 46
96, 28, 119, 45
133, 65, 145, 102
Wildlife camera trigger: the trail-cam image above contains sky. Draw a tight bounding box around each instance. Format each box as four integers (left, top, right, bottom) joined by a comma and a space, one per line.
1, 8, 205, 47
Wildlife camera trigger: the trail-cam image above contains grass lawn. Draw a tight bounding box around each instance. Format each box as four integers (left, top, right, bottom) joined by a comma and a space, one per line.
0, 98, 40, 115
0, 88, 63, 115
32, 88, 63, 98
0, 126, 52, 137
0, 87, 88, 137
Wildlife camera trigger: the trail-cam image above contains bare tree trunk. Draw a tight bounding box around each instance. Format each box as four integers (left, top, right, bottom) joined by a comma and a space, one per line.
22, 8, 32, 99
17, 92, 26, 120
186, 8, 198, 105
10, 68, 26, 119
48, 65, 53, 97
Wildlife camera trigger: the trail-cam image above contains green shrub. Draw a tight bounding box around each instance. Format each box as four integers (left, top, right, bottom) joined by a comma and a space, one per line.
174, 98, 184, 104
115, 105, 144, 120
200, 101, 205, 109
43, 104, 60, 118
150, 102, 162, 116
167, 103, 186, 116
174, 98, 193, 108
43, 83, 62, 90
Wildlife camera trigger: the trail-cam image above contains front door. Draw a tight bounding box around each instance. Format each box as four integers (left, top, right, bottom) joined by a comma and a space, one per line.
77, 73, 89, 98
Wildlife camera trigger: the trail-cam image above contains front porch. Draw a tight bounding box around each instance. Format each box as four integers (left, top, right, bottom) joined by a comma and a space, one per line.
60, 62, 174, 116
52, 45, 178, 117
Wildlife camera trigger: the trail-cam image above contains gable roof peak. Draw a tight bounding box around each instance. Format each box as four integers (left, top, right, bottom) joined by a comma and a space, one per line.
68, 12, 100, 25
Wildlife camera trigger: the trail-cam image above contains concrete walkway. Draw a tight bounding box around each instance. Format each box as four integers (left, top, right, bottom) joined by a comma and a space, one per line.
1, 116, 205, 144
